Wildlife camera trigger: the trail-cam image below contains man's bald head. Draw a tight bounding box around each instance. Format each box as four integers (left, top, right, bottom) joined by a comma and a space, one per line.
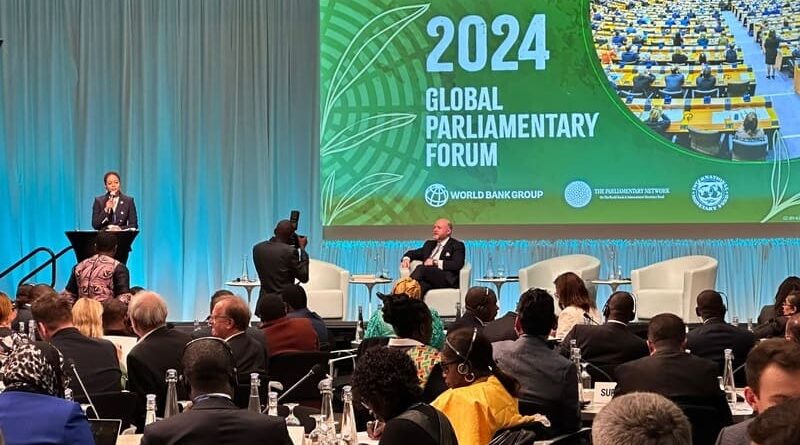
432, 218, 452, 241
696, 289, 726, 320
786, 314, 800, 344
606, 291, 635, 322
128, 291, 168, 335
274, 220, 295, 241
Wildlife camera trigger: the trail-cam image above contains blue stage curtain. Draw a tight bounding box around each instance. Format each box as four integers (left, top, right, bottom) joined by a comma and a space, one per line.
322, 238, 800, 321
0, 0, 320, 320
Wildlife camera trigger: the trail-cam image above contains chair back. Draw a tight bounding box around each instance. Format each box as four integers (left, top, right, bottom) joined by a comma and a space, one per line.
233, 372, 269, 409
659, 88, 684, 99
268, 351, 331, 403
519, 399, 580, 437
675, 400, 728, 445
688, 127, 725, 157
692, 87, 720, 98
731, 137, 768, 161
726, 80, 750, 97
88, 391, 138, 430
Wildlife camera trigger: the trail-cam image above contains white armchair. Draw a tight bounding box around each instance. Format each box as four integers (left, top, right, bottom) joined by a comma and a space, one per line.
631, 255, 718, 322
519, 254, 601, 301
400, 262, 472, 317
300, 259, 349, 319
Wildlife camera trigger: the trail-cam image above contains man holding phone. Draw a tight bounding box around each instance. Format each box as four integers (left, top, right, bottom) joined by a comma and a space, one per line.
252, 217, 309, 318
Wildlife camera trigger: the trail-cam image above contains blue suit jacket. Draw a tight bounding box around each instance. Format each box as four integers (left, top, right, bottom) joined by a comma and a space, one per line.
0, 390, 94, 445
92, 192, 138, 230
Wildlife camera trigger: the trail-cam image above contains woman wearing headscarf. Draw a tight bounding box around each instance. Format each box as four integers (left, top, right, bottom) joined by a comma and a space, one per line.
0, 342, 94, 445
365, 278, 445, 349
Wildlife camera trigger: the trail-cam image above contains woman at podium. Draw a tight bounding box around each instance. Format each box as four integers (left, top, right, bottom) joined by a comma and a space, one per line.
91, 171, 138, 230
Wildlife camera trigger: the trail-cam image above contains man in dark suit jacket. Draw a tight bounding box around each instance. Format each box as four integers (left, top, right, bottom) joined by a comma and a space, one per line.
448, 286, 498, 333
31, 292, 122, 397
559, 291, 648, 382
192, 289, 267, 350
401, 218, 466, 295
615, 313, 732, 442
91, 171, 138, 230
483, 311, 517, 343
258, 296, 318, 357
211, 295, 267, 377
252, 220, 309, 317
493, 289, 580, 435
127, 291, 192, 426
282, 284, 330, 347
141, 337, 292, 445
715, 340, 800, 445
632, 68, 656, 94
687, 290, 755, 386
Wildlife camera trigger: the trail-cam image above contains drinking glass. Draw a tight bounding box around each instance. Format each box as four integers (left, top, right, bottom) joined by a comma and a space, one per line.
285, 403, 301, 427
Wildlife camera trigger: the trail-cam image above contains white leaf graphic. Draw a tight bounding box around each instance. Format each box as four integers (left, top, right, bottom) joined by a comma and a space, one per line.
322, 113, 417, 157
327, 173, 403, 225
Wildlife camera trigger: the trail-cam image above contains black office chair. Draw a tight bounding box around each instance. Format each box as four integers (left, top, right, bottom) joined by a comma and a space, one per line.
268, 351, 330, 405
87, 391, 138, 430
730, 137, 768, 161
676, 401, 729, 445
233, 372, 270, 409
725, 80, 750, 97
692, 87, 720, 98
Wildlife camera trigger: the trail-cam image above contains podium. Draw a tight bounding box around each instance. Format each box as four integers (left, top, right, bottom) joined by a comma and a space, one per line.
65, 231, 139, 265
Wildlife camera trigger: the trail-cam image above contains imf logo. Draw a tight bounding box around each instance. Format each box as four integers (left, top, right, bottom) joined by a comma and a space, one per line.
424, 183, 449, 208
692, 175, 729, 212
564, 181, 593, 208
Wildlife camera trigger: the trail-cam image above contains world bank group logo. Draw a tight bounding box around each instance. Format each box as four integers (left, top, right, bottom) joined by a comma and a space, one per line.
564, 180, 593, 208
424, 183, 449, 208
692, 175, 729, 212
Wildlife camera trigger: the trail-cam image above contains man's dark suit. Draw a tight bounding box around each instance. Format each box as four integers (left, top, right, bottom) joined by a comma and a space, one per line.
227, 331, 268, 377
715, 419, 752, 445
404, 238, 465, 294
252, 239, 309, 317
615, 348, 733, 437
696, 75, 717, 91
192, 325, 267, 351
127, 326, 192, 423
558, 321, 648, 382
141, 396, 292, 445
447, 312, 484, 333
50, 327, 121, 396
632, 73, 655, 93
686, 319, 755, 386
493, 335, 580, 435
92, 192, 138, 230
483, 311, 517, 343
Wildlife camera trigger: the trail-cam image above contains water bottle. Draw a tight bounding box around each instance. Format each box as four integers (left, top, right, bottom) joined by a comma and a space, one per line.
580, 364, 592, 391
341, 386, 358, 445
455, 302, 462, 320
355, 306, 364, 342
267, 391, 278, 416
27, 320, 37, 341
64, 388, 73, 401
17, 321, 25, 336
248, 373, 262, 413
486, 255, 495, 279
722, 349, 736, 409
731, 315, 739, 326
164, 369, 179, 419
319, 378, 335, 439
192, 319, 201, 333
145, 394, 158, 425
571, 347, 585, 403
747, 317, 754, 332
241, 256, 250, 281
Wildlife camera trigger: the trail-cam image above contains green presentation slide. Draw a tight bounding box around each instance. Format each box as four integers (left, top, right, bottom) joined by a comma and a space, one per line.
320, 0, 800, 226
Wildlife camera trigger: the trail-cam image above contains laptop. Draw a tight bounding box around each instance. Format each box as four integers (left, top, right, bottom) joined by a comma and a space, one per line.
88, 419, 122, 445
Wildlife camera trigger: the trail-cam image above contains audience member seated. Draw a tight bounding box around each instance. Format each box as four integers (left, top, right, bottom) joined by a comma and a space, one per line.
14, 284, 55, 331
401, 218, 466, 296
696, 65, 717, 90
495, 288, 580, 435
448, 286, 498, 333
620, 45, 639, 64
717, 340, 800, 444
645, 108, 671, 135
599, 44, 618, 65
352, 347, 457, 445
102, 297, 134, 337
140, 337, 292, 445
748, 397, 800, 445
755, 290, 799, 339
673, 31, 684, 47
559, 291, 648, 382
664, 66, 685, 91
63, 231, 133, 304
615, 314, 732, 433
432, 328, 546, 445
698, 52, 708, 65
785, 314, 800, 344
365, 278, 444, 349
258, 295, 318, 357
686, 290, 755, 386
11, 283, 33, 330
127, 291, 192, 424
632, 67, 656, 94
73, 297, 127, 379
758, 276, 800, 325
697, 33, 709, 47
0, 292, 25, 368
282, 284, 330, 348
611, 31, 626, 46
733, 112, 767, 143
32, 291, 121, 396
0, 342, 94, 445
193, 289, 266, 349
592, 392, 691, 445
483, 310, 517, 343
725, 44, 738, 63
671, 50, 688, 65
210, 295, 267, 377
554, 272, 601, 338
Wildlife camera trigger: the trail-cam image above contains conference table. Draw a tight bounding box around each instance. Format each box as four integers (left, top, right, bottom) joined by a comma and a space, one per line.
608, 67, 756, 92
625, 96, 780, 134
582, 399, 753, 423
116, 435, 142, 445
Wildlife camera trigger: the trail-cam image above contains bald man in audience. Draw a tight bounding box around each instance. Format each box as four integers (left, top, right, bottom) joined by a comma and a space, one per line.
401, 218, 466, 296
448, 286, 498, 332
559, 291, 647, 382
716, 340, 800, 445
127, 291, 191, 427
784, 314, 800, 343
211, 295, 267, 377
593, 392, 691, 445
687, 289, 755, 386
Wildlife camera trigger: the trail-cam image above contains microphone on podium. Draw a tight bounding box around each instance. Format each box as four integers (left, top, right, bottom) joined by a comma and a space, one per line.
583, 313, 602, 326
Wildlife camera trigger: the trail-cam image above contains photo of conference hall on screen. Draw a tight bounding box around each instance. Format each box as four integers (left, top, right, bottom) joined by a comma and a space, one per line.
592, 0, 800, 161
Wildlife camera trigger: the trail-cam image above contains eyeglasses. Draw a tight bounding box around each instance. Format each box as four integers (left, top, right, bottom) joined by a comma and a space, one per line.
207, 315, 231, 325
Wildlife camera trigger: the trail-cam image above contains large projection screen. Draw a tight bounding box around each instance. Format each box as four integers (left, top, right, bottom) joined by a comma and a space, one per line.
320, 0, 800, 239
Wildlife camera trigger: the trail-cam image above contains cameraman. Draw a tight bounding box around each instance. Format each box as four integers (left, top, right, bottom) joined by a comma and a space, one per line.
252, 220, 309, 318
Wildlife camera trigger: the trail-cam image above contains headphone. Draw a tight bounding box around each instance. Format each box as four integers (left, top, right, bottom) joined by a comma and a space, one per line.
602, 291, 638, 322
180, 337, 238, 395
444, 328, 478, 382
466, 287, 494, 313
